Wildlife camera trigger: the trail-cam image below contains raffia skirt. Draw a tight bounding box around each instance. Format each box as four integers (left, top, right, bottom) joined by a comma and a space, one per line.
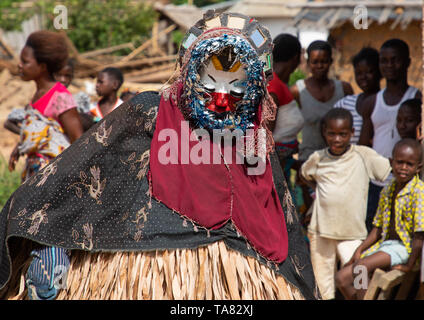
0, 240, 303, 300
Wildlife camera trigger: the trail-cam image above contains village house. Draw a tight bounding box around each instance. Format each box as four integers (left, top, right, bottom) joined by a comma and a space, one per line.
289, 0, 423, 93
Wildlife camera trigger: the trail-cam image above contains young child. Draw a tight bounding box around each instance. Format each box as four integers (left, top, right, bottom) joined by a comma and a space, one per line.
54, 57, 74, 88
300, 108, 391, 300
336, 138, 424, 300
90, 67, 124, 122
396, 98, 422, 140
334, 47, 381, 145
396, 98, 423, 179
54, 59, 94, 131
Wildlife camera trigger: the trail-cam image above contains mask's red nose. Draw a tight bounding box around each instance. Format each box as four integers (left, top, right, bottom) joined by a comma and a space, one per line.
205, 92, 240, 113
215, 93, 228, 108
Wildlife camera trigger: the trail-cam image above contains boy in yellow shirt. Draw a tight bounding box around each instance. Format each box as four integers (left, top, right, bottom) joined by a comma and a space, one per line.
336, 138, 424, 299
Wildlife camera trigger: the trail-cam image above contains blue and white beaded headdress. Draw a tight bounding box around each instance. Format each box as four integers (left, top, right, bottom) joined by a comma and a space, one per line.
175, 11, 274, 133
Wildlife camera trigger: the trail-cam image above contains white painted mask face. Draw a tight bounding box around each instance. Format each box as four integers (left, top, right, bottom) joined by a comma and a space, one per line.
199, 55, 247, 113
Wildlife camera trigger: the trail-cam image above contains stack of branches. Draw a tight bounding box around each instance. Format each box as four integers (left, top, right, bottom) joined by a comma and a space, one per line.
0, 22, 179, 85
0, 68, 35, 159
66, 23, 179, 84
0, 33, 19, 75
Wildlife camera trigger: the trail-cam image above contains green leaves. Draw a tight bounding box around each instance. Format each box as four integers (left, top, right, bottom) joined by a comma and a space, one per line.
47, 0, 157, 53
289, 69, 306, 87
1, 0, 157, 54
0, 155, 21, 209
0, 0, 35, 31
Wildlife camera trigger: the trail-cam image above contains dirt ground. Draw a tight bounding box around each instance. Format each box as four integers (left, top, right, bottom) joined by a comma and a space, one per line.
0, 69, 34, 163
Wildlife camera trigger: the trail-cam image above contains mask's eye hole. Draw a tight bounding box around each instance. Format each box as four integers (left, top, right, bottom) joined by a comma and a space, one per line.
204, 84, 215, 93
230, 90, 244, 99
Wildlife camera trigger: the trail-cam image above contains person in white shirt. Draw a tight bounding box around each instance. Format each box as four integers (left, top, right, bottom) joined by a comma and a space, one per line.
300, 108, 391, 300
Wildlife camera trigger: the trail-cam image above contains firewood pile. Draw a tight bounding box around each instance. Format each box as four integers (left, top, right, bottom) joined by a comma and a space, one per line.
63, 23, 179, 83
0, 22, 179, 90
0, 68, 33, 160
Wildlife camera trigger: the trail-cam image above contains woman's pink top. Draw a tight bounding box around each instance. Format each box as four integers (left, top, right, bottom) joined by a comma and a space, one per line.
30, 82, 76, 122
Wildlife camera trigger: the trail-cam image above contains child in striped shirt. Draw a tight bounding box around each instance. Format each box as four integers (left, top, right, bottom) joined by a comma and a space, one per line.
334, 47, 381, 144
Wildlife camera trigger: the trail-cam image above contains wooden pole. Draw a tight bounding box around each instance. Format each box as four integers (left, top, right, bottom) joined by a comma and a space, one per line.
119, 24, 176, 63
0, 33, 18, 61
151, 21, 159, 55
124, 62, 175, 78
125, 69, 174, 83
80, 42, 135, 59
76, 54, 177, 78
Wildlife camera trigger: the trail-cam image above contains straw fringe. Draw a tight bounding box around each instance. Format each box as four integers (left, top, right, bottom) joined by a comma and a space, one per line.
2, 241, 304, 300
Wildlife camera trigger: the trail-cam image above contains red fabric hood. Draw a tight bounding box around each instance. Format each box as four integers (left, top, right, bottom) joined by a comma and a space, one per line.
149, 88, 288, 263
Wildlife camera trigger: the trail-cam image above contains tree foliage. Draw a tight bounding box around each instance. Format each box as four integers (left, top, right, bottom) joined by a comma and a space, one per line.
0, 0, 34, 31
41, 0, 157, 53
0, 156, 21, 209
288, 69, 306, 87
1, 0, 157, 53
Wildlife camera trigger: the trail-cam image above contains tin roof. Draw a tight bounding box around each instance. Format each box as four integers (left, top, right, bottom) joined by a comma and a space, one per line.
288, 0, 422, 30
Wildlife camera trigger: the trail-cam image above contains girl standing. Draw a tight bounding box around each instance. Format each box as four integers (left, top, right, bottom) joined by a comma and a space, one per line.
7, 31, 83, 180
291, 40, 353, 162
291, 40, 353, 215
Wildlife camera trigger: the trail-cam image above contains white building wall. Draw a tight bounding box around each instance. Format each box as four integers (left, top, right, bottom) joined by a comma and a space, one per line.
255, 17, 328, 49
298, 29, 329, 49
1, 15, 42, 58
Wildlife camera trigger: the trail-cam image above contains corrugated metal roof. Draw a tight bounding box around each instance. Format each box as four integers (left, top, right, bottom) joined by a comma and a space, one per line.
292, 2, 422, 30
288, 0, 423, 8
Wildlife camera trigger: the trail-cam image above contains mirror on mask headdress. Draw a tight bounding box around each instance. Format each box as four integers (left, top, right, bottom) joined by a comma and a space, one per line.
199, 47, 247, 114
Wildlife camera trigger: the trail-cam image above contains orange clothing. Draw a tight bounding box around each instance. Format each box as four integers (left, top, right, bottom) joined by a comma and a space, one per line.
90, 98, 123, 121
